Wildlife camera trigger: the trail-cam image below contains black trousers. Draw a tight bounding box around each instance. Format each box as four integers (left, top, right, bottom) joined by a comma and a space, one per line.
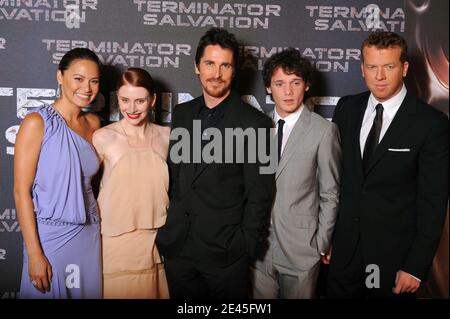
164, 253, 249, 299
326, 237, 415, 299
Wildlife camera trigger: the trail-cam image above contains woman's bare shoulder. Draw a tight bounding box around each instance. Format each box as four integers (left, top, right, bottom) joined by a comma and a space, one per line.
153, 124, 170, 138
93, 122, 122, 146
84, 112, 101, 130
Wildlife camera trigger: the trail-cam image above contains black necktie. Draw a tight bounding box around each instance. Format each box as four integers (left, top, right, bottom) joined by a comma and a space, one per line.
277, 119, 285, 162
363, 103, 384, 173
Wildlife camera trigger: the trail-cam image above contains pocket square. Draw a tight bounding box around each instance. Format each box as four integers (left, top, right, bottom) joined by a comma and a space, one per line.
388, 148, 410, 152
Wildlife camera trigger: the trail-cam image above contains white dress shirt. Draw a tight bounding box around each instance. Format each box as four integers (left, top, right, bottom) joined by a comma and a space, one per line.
273, 104, 304, 157
359, 84, 407, 157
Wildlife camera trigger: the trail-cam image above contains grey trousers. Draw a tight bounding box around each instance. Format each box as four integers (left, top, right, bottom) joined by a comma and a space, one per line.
250, 232, 320, 299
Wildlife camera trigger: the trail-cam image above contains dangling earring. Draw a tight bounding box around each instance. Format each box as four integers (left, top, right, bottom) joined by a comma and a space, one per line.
150, 107, 155, 122
56, 84, 61, 98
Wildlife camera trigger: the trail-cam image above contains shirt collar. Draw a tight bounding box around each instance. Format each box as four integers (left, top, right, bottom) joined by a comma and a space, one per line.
198, 91, 233, 118
368, 84, 407, 113
273, 104, 304, 127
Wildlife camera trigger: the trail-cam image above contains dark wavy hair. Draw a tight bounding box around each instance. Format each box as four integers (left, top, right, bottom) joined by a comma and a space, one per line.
58, 48, 101, 73
195, 28, 239, 68
262, 47, 313, 88
361, 31, 408, 63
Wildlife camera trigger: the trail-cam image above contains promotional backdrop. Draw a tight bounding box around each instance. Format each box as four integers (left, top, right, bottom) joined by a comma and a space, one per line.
0, 0, 448, 298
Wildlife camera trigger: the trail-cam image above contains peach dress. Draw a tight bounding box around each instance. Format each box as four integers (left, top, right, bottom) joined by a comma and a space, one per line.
98, 132, 169, 299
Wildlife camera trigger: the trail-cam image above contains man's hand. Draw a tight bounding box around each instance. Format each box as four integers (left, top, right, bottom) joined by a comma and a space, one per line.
392, 270, 420, 294
321, 246, 332, 264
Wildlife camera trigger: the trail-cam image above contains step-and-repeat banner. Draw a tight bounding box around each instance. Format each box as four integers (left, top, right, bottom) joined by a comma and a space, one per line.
0, 0, 448, 298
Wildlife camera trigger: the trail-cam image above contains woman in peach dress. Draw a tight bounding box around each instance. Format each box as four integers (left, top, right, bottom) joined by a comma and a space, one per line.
93, 68, 170, 298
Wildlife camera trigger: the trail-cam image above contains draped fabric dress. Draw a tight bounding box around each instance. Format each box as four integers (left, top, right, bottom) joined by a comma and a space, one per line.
20, 104, 102, 299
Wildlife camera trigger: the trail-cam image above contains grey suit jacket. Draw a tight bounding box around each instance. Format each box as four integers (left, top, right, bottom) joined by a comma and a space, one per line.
271, 105, 341, 271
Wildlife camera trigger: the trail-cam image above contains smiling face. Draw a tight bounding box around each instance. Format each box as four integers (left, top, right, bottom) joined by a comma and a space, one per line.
57, 59, 100, 108
267, 67, 309, 118
195, 44, 234, 104
361, 45, 409, 102
117, 84, 155, 126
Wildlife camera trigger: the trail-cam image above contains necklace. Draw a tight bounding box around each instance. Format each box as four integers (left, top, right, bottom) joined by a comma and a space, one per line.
119, 120, 153, 148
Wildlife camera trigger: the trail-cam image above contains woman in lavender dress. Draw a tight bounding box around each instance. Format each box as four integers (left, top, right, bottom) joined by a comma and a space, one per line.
14, 48, 102, 298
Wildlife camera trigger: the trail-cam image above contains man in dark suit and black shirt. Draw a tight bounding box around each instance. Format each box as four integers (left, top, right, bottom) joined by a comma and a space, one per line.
156, 28, 275, 299
326, 31, 449, 298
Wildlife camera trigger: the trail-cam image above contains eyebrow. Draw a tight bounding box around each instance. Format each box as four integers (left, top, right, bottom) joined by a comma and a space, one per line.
118, 95, 148, 99
366, 63, 395, 65
274, 78, 302, 82
203, 60, 232, 66
73, 74, 99, 79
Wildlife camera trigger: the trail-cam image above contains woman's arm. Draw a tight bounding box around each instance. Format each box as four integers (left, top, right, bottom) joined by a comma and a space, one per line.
13, 112, 52, 293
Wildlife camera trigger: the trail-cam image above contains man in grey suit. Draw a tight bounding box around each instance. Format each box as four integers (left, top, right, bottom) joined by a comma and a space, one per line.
251, 48, 341, 298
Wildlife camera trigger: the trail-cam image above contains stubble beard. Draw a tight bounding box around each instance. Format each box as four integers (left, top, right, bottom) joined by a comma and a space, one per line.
203, 79, 231, 98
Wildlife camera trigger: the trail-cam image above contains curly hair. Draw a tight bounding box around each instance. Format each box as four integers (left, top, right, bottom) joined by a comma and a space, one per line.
262, 48, 313, 88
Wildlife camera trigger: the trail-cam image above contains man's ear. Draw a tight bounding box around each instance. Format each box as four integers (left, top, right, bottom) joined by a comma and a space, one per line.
402, 61, 409, 78
266, 87, 272, 95
194, 61, 200, 75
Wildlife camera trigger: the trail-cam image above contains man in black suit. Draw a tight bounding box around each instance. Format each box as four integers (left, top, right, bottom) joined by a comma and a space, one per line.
156, 28, 275, 299
326, 31, 448, 298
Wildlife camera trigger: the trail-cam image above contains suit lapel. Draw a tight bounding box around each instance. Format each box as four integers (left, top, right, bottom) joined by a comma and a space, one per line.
365, 93, 416, 175
276, 105, 312, 179
186, 98, 203, 187
353, 93, 369, 180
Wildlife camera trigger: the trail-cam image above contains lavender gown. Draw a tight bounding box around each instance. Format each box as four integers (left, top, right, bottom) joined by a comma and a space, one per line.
19, 104, 102, 299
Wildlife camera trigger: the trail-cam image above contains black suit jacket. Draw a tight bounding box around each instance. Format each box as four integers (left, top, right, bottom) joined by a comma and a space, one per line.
331, 91, 448, 282
156, 91, 275, 267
